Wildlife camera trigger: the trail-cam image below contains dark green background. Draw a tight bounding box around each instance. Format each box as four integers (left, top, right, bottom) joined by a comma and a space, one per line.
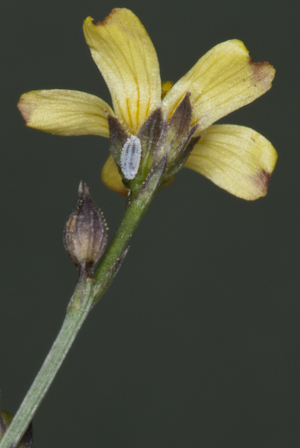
1, 0, 299, 447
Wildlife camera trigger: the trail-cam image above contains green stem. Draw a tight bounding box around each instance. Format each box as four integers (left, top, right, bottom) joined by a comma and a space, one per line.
93, 188, 154, 300
0, 278, 94, 448
0, 176, 159, 448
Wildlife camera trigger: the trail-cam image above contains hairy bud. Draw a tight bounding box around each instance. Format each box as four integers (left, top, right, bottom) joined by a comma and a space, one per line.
64, 182, 107, 275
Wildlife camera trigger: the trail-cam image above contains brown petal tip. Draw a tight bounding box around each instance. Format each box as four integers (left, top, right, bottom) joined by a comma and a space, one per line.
249, 60, 275, 91
17, 96, 36, 124
252, 169, 272, 198
96, 8, 120, 26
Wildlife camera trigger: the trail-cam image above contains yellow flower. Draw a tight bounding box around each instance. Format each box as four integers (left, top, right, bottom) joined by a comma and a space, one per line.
18, 8, 277, 200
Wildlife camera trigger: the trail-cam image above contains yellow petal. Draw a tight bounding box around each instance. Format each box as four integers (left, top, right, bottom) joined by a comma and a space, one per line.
162, 40, 275, 133
101, 154, 129, 196
161, 80, 174, 99
17, 90, 113, 137
184, 124, 277, 200
83, 9, 161, 132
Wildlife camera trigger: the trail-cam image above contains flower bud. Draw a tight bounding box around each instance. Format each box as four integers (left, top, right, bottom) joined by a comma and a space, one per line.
64, 182, 107, 275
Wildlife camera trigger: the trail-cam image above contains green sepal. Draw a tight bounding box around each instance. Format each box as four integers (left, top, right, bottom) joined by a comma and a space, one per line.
137, 108, 163, 177
165, 92, 192, 165
164, 133, 201, 180
153, 92, 192, 165
137, 153, 168, 201
128, 108, 164, 195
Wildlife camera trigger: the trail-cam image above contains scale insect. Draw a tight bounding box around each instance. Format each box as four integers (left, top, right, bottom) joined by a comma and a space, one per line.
120, 135, 142, 180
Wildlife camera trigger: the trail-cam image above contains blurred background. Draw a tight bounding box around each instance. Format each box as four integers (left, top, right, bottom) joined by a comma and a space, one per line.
0, 0, 299, 447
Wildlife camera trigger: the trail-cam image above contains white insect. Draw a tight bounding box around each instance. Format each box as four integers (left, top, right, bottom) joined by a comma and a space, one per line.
120, 135, 142, 180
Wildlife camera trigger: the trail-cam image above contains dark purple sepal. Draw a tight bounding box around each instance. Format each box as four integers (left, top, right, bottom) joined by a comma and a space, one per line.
107, 115, 129, 166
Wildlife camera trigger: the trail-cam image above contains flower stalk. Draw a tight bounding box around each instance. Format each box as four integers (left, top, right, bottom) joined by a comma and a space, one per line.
0, 277, 94, 448
0, 165, 162, 448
